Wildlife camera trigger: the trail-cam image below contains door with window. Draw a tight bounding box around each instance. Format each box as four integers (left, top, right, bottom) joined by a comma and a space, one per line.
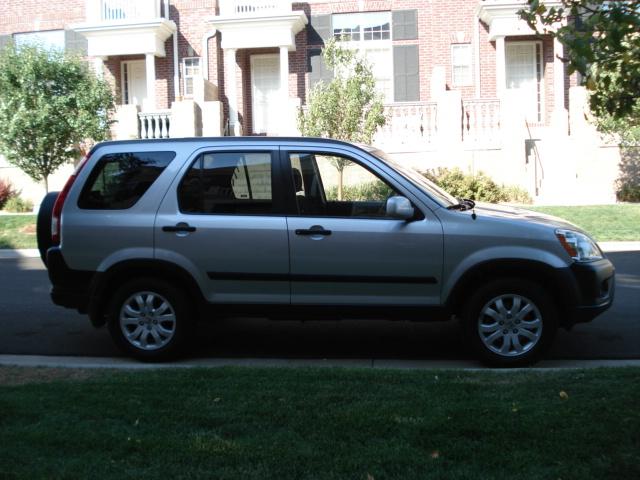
251, 54, 281, 134
155, 147, 289, 304
505, 42, 542, 123
285, 149, 443, 306
122, 60, 147, 106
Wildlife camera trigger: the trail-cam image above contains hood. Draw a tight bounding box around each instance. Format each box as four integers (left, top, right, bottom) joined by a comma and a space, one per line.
472, 202, 582, 232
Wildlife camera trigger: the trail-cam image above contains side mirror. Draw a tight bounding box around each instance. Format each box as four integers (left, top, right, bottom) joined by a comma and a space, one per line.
386, 196, 415, 220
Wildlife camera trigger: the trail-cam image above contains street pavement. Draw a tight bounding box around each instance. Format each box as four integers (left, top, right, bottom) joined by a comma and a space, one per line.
0, 250, 638, 361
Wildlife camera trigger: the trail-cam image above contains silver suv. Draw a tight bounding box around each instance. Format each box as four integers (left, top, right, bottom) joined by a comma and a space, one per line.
38, 137, 615, 366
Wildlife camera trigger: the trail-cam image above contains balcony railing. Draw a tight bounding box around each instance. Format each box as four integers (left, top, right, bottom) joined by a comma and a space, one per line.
139, 111, 171, 139
219, 0, 293, 17
374, 102, 438, 150
462, 99, 501, 147
86, 0, 167, 23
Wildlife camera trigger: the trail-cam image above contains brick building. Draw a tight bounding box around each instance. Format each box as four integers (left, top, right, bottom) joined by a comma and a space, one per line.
0, 1, 622, 204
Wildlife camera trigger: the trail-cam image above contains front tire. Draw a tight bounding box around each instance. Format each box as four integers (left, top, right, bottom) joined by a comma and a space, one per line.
107, 278, 193, 361
462, 278, 558, 367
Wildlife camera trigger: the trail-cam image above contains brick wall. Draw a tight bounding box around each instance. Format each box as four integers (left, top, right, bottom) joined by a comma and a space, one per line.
0, 0, 84, 35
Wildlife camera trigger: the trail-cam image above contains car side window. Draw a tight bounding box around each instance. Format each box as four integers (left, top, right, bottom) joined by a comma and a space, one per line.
289, 152, 399, 218
178, 151, 274, 215
78, 151, 176, 210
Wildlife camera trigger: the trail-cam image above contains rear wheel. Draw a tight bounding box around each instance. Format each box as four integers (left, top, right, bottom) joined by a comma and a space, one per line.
462, 278, 558, 367
107, 278, 193, 361
36, 191, 60, 266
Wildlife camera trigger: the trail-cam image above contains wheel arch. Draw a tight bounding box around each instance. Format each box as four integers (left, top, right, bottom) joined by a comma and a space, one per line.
445, 258, 579, 327
88, 259, 206, 327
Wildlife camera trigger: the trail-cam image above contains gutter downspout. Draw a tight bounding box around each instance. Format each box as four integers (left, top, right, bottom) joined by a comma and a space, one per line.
169, 0, 179, 100
201, 29, 217, 81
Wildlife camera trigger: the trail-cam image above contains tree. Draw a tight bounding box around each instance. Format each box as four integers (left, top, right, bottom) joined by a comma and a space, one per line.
519, 0, 640, 144
0, 43, 114, 192
298, 38, 386, 198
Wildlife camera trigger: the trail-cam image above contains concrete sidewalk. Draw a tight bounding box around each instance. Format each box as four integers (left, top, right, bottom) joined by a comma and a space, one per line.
1, 354, 639, 371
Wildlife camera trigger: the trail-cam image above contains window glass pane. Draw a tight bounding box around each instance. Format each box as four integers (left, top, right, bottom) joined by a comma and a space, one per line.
183, 57, 200, 96
14, 30, 65, 51
78, 151, 176, 210
290, 153, 397, 218
451, 44, 472, 86
179, 152, 273, 215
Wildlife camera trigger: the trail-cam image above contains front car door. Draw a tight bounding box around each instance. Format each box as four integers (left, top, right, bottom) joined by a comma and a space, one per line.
283, 145, 443, 307
155, 144, 290, 304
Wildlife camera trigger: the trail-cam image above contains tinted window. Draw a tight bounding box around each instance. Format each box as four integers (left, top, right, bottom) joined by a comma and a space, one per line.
178, 152, 273, 215
290, 153, 399, 218
78, 151, 176, 210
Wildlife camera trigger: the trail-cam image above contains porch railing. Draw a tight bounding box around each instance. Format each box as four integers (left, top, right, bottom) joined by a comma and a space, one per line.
138, 111, 171, 139
86, 0, 165, 23
462, 99, 501, 147
374, 102, 438, 149
219, 0, 292, 16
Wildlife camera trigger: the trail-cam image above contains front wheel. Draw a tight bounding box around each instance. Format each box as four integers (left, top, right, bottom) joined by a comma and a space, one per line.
107, 278, 193, 361
462, 278, 558, 367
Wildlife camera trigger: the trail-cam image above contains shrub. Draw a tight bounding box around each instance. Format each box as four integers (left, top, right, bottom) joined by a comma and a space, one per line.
326, 180, 394, 201
616, 147, 640, 202
423, 167, 532, 204
2, 196, 33, 213
0, 177, 19, 209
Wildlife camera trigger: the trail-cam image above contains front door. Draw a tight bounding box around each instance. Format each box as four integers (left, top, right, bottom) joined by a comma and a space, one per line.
284, 148, 443, 306
251, 54, 280, 135
505, 42, 542, 123
122, 60, 147, 107
155, 145, 290, 304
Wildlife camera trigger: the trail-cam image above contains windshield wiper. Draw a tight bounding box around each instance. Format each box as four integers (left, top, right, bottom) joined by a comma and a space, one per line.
447, 198, 476, 211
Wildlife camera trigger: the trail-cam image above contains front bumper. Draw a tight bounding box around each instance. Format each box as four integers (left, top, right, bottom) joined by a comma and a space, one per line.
566, 258, 615, 325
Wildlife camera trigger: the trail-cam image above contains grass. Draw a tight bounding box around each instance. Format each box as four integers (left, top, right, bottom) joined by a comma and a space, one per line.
0, 366, 639, 479
528, 204, 640, 241
0, 215, 37, 249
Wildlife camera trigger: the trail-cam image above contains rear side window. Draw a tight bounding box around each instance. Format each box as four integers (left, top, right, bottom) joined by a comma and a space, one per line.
178, 151, 273, 215
78, 151, 176, 209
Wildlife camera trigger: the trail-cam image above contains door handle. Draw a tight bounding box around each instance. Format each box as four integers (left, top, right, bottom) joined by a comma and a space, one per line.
295, 226, 332, 236
162, 222, 196, 233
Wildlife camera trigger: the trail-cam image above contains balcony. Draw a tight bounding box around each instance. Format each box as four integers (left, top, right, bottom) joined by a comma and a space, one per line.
478, 1, 563, 40
72, 0, 176, 57
208, 0, 307, 50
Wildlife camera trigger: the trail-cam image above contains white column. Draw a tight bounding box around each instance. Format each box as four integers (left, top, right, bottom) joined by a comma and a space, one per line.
93, 56, 105, 79
144, 53, 156, 111
224, 48, 242, 136
495, 36, 506, 100
552, 37, 568, 131
279, 46, 289, 103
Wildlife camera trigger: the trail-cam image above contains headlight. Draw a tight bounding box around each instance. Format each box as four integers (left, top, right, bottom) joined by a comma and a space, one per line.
555, 229, 602, 262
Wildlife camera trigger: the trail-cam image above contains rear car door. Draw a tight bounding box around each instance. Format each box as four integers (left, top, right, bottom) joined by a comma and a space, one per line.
155, 144, 290, 304
283, 146, 443, 306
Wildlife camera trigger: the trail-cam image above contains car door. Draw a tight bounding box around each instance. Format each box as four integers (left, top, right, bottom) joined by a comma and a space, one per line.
283, 146, 443, 306
155, 145, 290, 304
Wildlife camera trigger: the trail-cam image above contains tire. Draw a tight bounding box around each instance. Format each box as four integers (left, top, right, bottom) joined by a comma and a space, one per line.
36, 191, 60, 266
107, 277, 194, 361
462, 278, 558, 367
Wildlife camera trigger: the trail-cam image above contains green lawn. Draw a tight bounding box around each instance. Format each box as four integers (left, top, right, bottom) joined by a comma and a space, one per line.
528, 204, 640, 241
1, 366, 639, 479
0, 215, 37, 249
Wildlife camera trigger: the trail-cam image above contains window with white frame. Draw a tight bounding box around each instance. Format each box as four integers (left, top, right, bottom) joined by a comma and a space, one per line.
183, 57, 201, 97
451, 43, 473, 87
13, 30, 65, 51
333, 12, 393, 101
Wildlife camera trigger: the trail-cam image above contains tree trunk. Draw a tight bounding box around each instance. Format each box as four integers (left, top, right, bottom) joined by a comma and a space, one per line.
44, 176, 49, 194
338, 168, 344, 201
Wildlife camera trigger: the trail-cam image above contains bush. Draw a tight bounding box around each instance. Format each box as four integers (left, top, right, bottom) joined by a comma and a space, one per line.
616, 147, 640, 202
3, 196, 33, 213
326, 180, 394, 201
423, 167, 532, 204
0, 177, 19, 209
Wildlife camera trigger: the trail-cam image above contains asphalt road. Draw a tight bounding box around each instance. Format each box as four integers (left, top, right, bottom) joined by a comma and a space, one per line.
0, 252, 638, 360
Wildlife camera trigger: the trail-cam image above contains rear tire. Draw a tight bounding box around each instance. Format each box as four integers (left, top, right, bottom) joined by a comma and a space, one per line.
36, 191, 60, 266
462, 278, 558, 367
107, 278, 193, 361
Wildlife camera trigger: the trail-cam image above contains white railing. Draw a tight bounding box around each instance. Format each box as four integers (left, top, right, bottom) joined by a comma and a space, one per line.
138, 111, 171, 139
374, 102, 438, 149
219, 0, 292, 16
462, 99, 501, 146
86, 0, 164, 23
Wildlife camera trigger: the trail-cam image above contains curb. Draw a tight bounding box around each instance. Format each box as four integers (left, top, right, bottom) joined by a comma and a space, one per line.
2, 242, 640, 260
1, 355, 639, 371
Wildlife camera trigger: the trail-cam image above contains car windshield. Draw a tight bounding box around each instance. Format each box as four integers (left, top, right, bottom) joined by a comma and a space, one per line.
365, 147, 458, 207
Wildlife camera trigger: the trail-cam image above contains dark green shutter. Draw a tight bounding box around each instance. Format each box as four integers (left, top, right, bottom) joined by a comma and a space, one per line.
307, 14, 332, 45
308, 48, 333, 88
393, 45, 420, 102
392, 10, 418, 41
65, 29, 88, 55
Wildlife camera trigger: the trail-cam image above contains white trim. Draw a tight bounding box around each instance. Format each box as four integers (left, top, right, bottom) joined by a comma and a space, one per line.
505, 40, 545, 123
120, 59, 146, 106
182, 56, 201, 98
250, 53, 279, 134
451, 43, 473, 87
